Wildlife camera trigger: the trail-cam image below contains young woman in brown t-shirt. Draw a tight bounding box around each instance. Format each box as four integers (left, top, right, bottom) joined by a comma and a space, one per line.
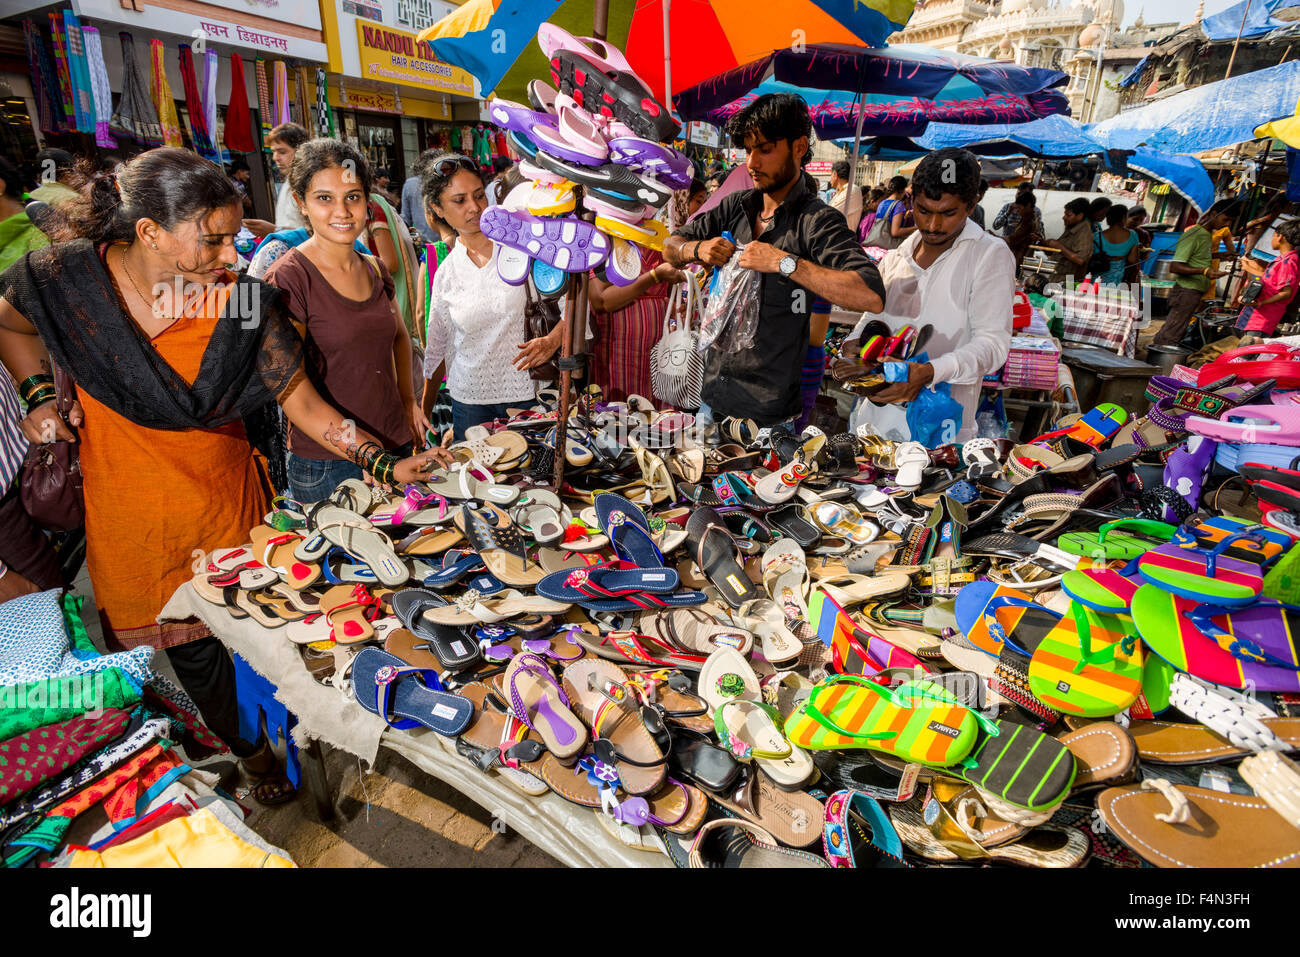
265, 139, 431, 503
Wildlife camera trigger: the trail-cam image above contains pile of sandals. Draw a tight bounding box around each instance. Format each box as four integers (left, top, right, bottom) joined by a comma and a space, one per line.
185, 372, 1300, 869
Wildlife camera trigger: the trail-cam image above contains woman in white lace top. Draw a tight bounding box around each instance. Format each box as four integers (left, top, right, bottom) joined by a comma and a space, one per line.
421, 154, 565, 439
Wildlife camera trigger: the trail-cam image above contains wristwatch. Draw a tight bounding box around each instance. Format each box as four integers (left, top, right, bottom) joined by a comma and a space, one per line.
779, 254, 799, 278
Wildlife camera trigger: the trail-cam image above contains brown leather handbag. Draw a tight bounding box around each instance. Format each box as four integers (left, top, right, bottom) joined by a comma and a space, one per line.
19, 365, 85, 532
522, 276, 563, 382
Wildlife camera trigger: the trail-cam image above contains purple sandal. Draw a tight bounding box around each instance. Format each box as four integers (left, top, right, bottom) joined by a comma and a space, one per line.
608, 136, 693, 189
480, 207, 610, 273
505, 652, 588, 761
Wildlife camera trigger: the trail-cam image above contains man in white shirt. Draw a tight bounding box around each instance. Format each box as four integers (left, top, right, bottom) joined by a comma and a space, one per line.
828, 160, 863, 232
838, 147, 1014, 444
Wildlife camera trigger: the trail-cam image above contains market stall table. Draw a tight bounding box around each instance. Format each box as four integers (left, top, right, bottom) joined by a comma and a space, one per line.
159, 583, 671, 868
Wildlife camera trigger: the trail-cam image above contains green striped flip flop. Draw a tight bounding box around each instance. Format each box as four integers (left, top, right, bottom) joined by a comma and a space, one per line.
1027, 602, 1144, 717
941, 719, 1077, 813
1061, 568, 1142, 614
1057, 518, 1177, 562
784, 676, 992, 767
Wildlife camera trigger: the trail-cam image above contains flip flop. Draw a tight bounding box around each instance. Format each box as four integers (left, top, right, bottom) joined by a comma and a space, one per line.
808, 588, 931, 677
1027, 603, 1145, 717
1187, 403, 1300, 446
319, 584, 383, 645
735, 599, 803, 666
479, 206, 610, 273
766, 503, 823, 549
640, 607, 753, 657
301, 504, 409, 587
389, 587, 484, 671
954, 581, 1060, 658
809, 501, 879, 546
706, 766, 825, 848
1138, 533, 1269, 607
457, 503, 547, 587
685, 507, 762, 609
1057, 518, 1177, 561
762, 539, 811, 621
1058, 723, 1140, 793
606, 135, 692, 188
351, 648, 473, 735
1060, 568, 1143, 615
560, 657, 666, 795
816, 573, 912, 608
529, 92, 609, 164
1096, 780, 1300, 868
753, 434, 824, 505
940, 717, 1077, 813
696, 647, 761, 712
1172, 514, 1291, 566
504, 652, 587, 762
594, 491, 664, 569
549, 48, 679, 144
1129, 586, 1300, 692
785, 676, 985, 767
713, 699, 814, 788
249, 525, 320, 590
535, 565, 690, 610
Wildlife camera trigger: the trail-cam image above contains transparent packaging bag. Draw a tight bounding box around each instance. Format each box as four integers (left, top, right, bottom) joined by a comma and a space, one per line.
698, 237, 762, 354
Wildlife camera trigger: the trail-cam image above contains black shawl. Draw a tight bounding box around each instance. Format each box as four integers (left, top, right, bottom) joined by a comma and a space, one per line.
1, 239, 302, 431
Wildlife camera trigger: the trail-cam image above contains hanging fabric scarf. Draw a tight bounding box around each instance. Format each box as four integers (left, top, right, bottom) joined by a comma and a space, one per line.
110, 32, 162, 146
224, 52, 255, 153
80, 26, 118, 149
61, 11, 95, 134
177, 43, 215, 160
314, 68, 332, 137
22, 20, 65, 136
46, 12, 76, 132
294, 66, 311, 131
203, 48, 220, 161
150, 39, 183, 147
272, 60, 290, 126
254, 58, 272, 137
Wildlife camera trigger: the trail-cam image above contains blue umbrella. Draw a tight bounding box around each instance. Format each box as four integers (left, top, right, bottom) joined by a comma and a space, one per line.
673, 44, 1071, 140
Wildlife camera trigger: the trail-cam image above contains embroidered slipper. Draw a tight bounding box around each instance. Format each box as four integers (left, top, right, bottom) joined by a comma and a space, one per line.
560, 657, 666, 795
352, 648, 472, 735
1130, 586, 1300, 692
504, 652, 587, 763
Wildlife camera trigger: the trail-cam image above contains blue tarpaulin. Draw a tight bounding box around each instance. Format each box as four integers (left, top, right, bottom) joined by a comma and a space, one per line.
913, 113, 1107, 157
1124, 148, 1216, 212
1087, 60, 1300, 152
1201, 0, 1290, 42
1118, 55, 1150, 89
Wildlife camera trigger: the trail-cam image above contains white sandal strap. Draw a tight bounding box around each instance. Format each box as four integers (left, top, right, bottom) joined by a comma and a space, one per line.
1239, 751, 1300, 829
1168, 672, 1284, 753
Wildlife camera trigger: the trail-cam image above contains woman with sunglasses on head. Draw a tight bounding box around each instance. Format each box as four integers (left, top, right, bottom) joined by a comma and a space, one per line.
0, 148, 448, 804
419, 153, 566, 439
264, 139, 430, 503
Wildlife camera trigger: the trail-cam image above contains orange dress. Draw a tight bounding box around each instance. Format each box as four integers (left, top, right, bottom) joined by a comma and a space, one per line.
81, 264, 273, 652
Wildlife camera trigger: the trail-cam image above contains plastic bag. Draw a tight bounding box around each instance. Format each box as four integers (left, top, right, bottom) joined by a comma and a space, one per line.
698, 232, 762, 353
975, 391, 1009, 440
905, 357, 964, 449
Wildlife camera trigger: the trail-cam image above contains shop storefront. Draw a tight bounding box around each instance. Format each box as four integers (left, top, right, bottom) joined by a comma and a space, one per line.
321, 0, 508, 181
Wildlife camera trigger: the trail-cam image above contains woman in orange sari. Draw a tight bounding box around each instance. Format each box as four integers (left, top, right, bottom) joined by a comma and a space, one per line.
0, 149, 449, 804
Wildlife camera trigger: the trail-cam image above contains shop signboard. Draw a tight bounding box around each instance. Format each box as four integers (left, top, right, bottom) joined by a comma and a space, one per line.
354, 20, 475, 96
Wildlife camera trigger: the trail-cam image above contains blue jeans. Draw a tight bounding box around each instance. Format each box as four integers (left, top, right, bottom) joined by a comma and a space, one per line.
288, 443, 415, 503
451, 398, 521, 440
287, 454, 364, 505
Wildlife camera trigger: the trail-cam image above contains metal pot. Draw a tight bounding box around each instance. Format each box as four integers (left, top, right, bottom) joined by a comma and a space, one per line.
1145, 343, 1192, 376
1151, 259, 1175, 282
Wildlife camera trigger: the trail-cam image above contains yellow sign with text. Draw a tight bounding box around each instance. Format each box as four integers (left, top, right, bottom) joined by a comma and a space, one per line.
354, 21, 474, 97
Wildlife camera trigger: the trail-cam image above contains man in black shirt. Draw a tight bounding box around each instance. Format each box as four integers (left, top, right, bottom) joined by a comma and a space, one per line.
665, 93, 884, 426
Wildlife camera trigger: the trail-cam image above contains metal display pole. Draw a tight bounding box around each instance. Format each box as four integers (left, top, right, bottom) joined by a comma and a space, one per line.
552, 0, 610, 492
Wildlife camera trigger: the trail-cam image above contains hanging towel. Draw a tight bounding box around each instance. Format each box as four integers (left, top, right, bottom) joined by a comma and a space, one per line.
272, 61, 290, 126
61, 11, 95, 134
203, 48, 221, 162
178, 43, 215, 159
110, 32, 161, 146
46, 13, 76, 132
23, 20, 66, 136
150, 39, 183, 147
254, 58, 272, 137
224, 52, 254, 153
80, 25, 118, 149
314, 68, 332, 137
